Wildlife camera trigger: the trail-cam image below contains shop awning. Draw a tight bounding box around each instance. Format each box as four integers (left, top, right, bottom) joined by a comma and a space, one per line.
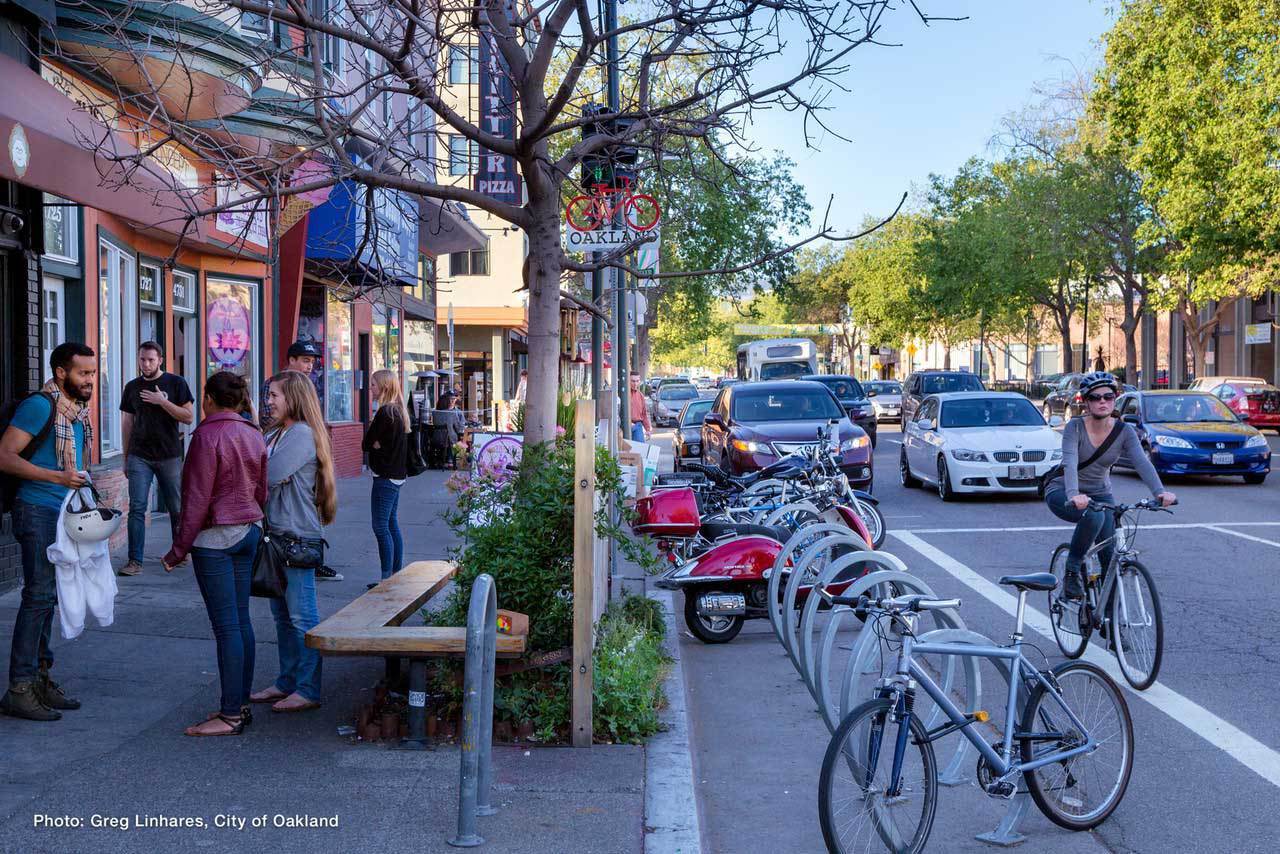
0, 54, 231, 246
420, 197, 487, 255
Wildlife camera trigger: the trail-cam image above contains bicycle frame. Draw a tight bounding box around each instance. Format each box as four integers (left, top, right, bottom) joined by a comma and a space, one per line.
1075, 507, 1151, 631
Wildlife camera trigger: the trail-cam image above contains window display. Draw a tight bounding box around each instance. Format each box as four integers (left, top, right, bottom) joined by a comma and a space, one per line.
326, 291, 354, 422
206, 278, 257, 381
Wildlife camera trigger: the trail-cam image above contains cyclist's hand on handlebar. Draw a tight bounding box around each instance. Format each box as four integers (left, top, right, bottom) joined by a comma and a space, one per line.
1157, 491, 1177, 508
1069, 494, 1090, 511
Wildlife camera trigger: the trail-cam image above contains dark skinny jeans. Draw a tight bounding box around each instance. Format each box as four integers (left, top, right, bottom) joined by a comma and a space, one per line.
1044, 488, 1116, 581
192, 526, 262, 716
370, 477, 403, 580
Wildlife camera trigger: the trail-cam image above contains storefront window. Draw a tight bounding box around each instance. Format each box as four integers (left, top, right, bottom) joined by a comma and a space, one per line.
139, 263, 163, 348
326, 291, 354, 421
298, 285, 327, 410
371, 303, 401, 377
206, 278, 258, 382
99, 239, 138, 455
43, 195, 78, 262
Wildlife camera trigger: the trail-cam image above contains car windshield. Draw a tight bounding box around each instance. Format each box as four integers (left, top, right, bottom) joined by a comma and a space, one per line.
1238, 384, 1278, 395
816, 378, 864, 399
658, 385, 699, 401
940, 397, 1044, 428
681, 400, 713, 426
922, 374, 984, 394
867, 382, 902, 395
759, 361, 811, 380
1143, 394, 1238, 423
732, 389, 844, 422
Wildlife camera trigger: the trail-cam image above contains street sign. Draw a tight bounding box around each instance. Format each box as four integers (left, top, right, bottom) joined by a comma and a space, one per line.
636, 233, 660, 283
563, 224, 658, 252
732, 323, 835, 336
1245, 323, 1271, 345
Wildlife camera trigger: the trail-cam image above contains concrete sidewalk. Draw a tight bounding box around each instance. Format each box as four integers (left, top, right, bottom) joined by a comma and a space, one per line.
0, 470, 643, 854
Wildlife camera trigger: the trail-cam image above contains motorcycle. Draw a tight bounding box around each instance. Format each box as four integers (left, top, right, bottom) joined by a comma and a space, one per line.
635, 486, 875, 643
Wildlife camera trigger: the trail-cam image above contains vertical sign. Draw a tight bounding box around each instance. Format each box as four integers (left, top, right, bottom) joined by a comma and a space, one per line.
475, 31, 521, 204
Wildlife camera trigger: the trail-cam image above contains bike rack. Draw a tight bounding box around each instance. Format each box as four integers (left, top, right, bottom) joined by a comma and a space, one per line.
759, 499, 824, 532
448, 573, 499, 848
765, 524, 864, 662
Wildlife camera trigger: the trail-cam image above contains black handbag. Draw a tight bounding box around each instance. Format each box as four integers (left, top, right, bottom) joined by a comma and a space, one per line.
406, 429, 428, 477
251, 520, 288, 599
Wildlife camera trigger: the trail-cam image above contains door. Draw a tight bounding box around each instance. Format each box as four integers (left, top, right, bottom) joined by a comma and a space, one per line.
40, 275, 65, 383
358, 332, 371, 424
906, 398, 937, 477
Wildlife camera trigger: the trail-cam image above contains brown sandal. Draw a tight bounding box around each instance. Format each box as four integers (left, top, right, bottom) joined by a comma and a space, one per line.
206, 705, 253, 725
184, 714, 244, 737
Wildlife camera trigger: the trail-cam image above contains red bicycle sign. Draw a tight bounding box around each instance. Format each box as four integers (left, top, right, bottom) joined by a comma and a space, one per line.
565, 179, 661, 232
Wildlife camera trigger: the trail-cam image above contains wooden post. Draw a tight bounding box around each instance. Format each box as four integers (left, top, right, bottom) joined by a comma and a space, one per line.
571, 398, 596, 747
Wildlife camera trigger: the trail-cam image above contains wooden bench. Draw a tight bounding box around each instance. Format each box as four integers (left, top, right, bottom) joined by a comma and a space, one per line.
306, 560, 526, 746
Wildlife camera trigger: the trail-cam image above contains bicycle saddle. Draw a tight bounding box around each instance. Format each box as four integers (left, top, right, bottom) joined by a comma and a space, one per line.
700, 521, 787, 542
997, 572, 1059, 593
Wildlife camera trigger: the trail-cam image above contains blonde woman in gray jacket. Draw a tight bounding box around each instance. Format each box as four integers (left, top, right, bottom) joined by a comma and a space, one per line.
249, 371, 337, 713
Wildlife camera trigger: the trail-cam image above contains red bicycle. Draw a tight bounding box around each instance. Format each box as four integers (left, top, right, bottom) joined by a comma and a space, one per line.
565, 180, 661, 232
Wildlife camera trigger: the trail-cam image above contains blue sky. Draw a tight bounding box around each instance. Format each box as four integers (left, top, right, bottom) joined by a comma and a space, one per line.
745, 1, 1116, 235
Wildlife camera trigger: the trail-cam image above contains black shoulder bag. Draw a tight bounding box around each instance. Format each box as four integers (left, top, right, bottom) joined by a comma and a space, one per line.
251, 428, 327, 598
1038, 418, 1124, 499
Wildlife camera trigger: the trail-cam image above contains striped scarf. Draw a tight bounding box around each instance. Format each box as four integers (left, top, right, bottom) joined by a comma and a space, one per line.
41, 378, 93, 473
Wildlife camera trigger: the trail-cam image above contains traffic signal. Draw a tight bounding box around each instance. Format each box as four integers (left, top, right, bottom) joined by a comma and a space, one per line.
579, 104, 640, 189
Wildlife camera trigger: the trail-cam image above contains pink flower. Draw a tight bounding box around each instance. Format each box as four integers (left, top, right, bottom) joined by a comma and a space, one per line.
555, 425, 567, 437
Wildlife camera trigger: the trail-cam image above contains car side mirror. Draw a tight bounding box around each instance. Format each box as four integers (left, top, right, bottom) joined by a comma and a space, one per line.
1238, 411, 1251, 422
704, 413, 725, 429
1122, 413, 1139, 425
866, 389, 878, 397
1048, 415, 1064, 428
918, 418, 936, 431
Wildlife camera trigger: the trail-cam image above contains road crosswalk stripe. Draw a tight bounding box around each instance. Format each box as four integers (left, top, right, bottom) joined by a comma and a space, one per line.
891, 530, 1280, 790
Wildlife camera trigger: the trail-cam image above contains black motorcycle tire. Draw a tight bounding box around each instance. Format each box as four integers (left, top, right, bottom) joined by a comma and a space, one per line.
683, 592, 745, 644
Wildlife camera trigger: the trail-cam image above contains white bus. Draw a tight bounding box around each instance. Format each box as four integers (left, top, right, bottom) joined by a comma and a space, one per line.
735, 338, 819, 381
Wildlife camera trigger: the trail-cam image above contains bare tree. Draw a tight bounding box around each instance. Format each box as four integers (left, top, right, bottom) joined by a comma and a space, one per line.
46, 0, 951, 443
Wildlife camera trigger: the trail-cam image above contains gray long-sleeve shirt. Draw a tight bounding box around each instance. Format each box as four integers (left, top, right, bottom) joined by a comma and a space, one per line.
265, 423, 323, 539
1049, 417, 1164, 498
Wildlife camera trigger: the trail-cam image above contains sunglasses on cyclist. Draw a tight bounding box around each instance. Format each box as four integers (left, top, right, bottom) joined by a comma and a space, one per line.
1085, 392, 1116, 403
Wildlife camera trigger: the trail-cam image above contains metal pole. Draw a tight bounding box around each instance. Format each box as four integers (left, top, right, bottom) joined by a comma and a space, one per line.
448, 301, 455, 397
448, 573, 499, 848
591, 267, 602, 400
1081, 283, 1089, 373
402, 659, 429, 749
605, 0, 628, 434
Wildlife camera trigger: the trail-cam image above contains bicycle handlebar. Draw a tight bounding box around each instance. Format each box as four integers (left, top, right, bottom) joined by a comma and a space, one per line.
1087, 497, 1177, 514
819, 589, 961, 614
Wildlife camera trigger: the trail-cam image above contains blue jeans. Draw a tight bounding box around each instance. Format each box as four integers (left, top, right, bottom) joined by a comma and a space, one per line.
126, 455, 183, 562
192, 527, 262, 716
370, 477, 403, 580
631, 422, 646, 443
7, 501, 59, 687
1045, 489, 1116, 578
268, 565, 322, 703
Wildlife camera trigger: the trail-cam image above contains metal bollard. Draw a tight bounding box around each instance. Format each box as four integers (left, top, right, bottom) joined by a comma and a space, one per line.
448, 573, 499, 848
397, 659, 430, 750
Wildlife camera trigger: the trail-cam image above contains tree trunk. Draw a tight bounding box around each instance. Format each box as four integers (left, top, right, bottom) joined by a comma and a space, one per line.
1120, 280, 1140, 382
1060, 323, 1073, 374
523, 193, 564, 446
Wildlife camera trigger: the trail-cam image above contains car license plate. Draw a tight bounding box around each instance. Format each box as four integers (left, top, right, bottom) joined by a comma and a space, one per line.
1212, 452, 1233, 465
1008, 465, 1036, 480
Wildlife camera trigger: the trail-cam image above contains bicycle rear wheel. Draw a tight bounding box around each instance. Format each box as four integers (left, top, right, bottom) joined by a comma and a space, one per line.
1021, 661, 1134, 832
1110, 559, 1163, 690
819, 697, 937, 854
1047, 544, 1089, 659
565, 195, 603, 230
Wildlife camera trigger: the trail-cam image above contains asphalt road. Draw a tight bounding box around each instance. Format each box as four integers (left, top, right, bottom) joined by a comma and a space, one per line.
654, 423, 1280, 854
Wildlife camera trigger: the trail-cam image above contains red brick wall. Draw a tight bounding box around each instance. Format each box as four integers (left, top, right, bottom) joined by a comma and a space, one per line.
329, 423, 364, 478
90, 466, 131, 553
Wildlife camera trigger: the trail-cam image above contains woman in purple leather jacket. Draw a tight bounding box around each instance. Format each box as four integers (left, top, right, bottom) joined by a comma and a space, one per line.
162, 371, 268, 737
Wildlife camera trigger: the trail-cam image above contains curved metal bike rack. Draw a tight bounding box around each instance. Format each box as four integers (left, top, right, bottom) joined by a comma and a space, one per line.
448, 573, 499, 848
765, 524, 864, 659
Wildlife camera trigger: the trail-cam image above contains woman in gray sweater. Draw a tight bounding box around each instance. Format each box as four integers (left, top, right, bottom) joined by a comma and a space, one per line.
1043, 372, 1175, 599
249, 371, 338, 713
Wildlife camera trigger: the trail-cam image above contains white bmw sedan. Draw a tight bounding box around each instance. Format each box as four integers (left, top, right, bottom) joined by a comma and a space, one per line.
899, 392, 1063, 501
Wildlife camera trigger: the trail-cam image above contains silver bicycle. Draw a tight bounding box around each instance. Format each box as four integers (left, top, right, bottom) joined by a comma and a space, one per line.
816, 583, 1134, 853
1047, 498, 1170, 690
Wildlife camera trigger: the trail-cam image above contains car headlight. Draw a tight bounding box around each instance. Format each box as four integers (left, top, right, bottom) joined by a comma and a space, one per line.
688, 442, 701, 455
950, 448, 988, 462
731, 439, 766, 453
1051, 449, 1063, 460
1244, 433, 1268, 448
1154, 434, 1193, 449
839, 435, 871, 452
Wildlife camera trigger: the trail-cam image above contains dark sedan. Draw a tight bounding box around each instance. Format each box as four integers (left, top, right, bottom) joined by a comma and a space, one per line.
798, 374, 877, 446
1115, 391, 1271, 484
700, 380, 873, 489
651, 382, 700, 426
671, 398, 714, 471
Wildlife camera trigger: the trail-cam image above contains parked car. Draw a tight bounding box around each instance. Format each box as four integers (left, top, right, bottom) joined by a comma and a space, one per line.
900, 370, 986, 428
1190, 376, 1280, 433
797, 374, 877, 446
1044, 374, 1139, 420
692, 376, 715, 390
900, 392, 1064, 501
671, 398, 714, 471
1114, 390, 1271, 484
714, 377, 740, 389
701, 380, 873, 489
652, 383, 700, 426
864, 380, 903, 422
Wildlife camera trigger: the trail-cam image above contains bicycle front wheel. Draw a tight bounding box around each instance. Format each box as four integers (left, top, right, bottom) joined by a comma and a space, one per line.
1048, 544, 1090, 659
1021, 661, 1134, 832
624, 193, 661, 230
1110, 559, 1163, 690
819, 698, 937, 854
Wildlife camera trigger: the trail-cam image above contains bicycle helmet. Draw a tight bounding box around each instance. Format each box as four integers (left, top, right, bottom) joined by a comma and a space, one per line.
1079, 371, 1119, 396
63, 484, 123, 544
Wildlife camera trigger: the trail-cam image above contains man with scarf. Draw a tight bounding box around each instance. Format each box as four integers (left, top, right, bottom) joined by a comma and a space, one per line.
0, 342, 96, 721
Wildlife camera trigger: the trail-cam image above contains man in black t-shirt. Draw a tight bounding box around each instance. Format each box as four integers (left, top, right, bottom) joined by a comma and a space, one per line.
118, 342, 194, 576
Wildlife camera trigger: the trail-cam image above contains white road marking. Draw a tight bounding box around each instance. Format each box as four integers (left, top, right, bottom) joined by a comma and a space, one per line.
886, 439, 902, 445
1203, 525, 1280, 549
900, 522, 1280, 534
891, 530, 1280, 790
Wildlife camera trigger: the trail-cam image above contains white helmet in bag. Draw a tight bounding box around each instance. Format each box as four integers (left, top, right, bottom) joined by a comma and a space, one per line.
63, 483, 123, 544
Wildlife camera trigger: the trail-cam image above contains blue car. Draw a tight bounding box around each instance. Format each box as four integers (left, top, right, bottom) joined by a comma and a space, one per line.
1114, 390, 1271, 484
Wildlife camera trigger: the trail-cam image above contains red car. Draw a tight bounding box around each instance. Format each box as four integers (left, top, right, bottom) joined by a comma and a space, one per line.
1201, 377, 1280, 431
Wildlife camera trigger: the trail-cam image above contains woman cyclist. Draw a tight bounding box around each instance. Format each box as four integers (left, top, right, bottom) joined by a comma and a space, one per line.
1043, 372, 1176, 600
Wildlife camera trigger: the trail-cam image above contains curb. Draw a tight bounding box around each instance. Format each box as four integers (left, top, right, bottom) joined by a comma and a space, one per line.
643, 590, 703, 854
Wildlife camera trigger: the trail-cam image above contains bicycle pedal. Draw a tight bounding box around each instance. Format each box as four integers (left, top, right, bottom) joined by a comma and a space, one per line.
983, 780, 1017, 800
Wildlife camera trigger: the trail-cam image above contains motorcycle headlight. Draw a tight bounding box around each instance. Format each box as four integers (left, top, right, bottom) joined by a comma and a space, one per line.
1244, 433, 1268, 448
731, 438, 766, 454
950, 448, 988, 462
1051, 448, 1063, 460
1154, 434, 1193, 449
839, 435, 871, 452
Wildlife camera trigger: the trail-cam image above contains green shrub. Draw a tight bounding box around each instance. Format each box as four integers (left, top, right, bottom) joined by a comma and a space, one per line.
592, 598, 669, 744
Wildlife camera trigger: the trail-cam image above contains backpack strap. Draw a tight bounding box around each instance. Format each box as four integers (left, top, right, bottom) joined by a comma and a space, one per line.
1078, 418, 1125, 472
21, 392, 57, 462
